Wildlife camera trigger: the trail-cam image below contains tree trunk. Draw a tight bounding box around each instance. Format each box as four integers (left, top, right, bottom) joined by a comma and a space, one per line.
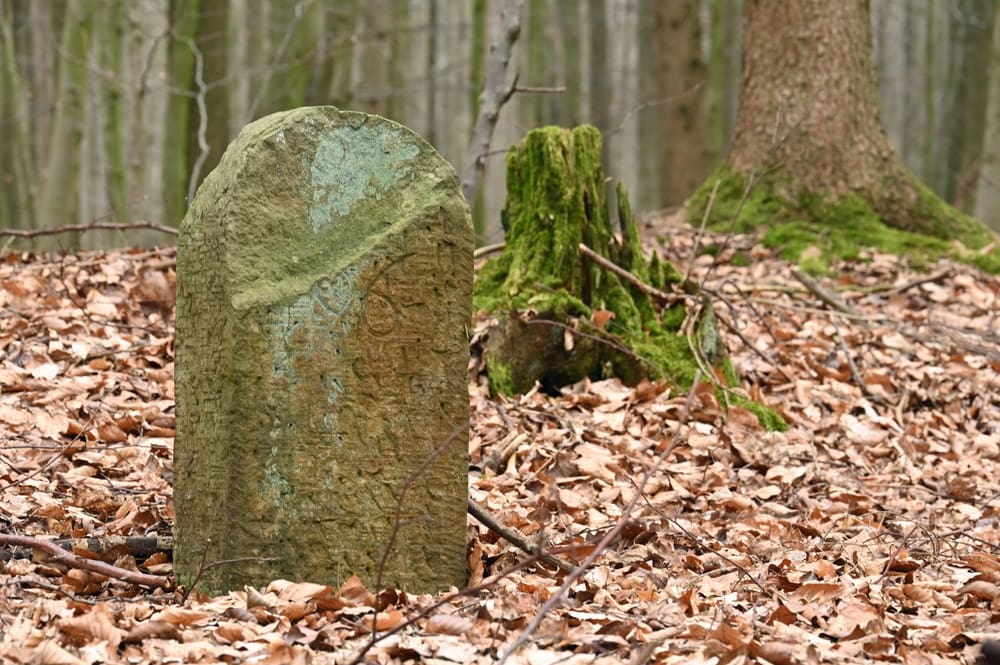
163, 0, 199, 226
652, 0, 711, 208
38, 0, 92, 245
185, 0, 230, 202
975, 12, 1000, 231
724, 0, 987, 240
943, 0, 995, 212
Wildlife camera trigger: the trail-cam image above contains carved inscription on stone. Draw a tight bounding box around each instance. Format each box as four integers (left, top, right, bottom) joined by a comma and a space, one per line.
174, 107, 472, 594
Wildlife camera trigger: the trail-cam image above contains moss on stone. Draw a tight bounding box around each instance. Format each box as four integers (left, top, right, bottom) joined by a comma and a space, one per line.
686, 166, 1000, 274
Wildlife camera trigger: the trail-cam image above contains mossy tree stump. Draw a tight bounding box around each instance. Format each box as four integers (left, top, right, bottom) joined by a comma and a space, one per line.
474, 125, 722, 398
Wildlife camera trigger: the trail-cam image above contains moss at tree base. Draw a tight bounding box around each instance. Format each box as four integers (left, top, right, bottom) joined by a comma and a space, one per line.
686, 166, 1000, 274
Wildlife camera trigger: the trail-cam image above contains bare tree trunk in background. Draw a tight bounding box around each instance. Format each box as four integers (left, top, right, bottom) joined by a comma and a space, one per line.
127, 0, 169, 247
521, 0, 547, 126
870, 0, 906, 160
38, 0, 92, 247
92, 1, 126, 233
871, 0, 931, 183
387, 0, 410, 122
28, 1, 55, 173
228, 0, 253, 129
0, 1, 37, 229
186, 0, 230, 200
425, 0, 438, 146
605, 0, 640, 205
352, 2, 393, 116
321, 1, 358, 108
943, 0, 995, 211
259, 0, 321, 114
650, 0, 710, 208
637, 0, 661, 212
432, 2, 474, 161
924, 1, 953, 196
587, 0, 610, 134
712, 0, 741, 156
975, 15, 1000, 231
164, 0, 200, 226
556, 0, 582, 125
467, 0, 489, 235
403, 0, 430, 136
727, 0, 965, 235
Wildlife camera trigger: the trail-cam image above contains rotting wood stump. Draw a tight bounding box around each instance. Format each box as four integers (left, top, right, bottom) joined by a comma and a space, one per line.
473, 125, 782, 429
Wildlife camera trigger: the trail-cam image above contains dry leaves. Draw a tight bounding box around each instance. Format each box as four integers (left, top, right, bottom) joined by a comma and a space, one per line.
1, 233, 999, 664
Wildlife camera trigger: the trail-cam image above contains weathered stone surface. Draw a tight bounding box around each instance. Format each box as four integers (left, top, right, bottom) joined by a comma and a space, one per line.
174, 107, 472, 594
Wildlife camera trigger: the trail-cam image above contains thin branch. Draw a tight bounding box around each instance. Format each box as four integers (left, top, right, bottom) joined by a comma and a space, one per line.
343, 552, 555, 665
683, 179, 720, 283
0, 221, 178, 239
0, 534, 171, 589
829, 318, 879, 402
512, 85, 565, 94
474, 241, 507, 260
467, 498, 575, 573
578, 242, 683, 304
181, 34, 210, 207
461, 0, 522, 204
790, 268, 862, 317
364, 427, 466, 657
664, 517, 768, 594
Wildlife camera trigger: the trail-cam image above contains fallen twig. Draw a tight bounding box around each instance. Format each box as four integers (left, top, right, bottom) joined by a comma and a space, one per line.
0, 221, 178, 239
829, 318, 881, 402
344, 553, 557, 665
0, 534, 171, 589
474, 241, 507, 260
890, 267, 954, 294
790, 268, 861, 317
578, 242, 683, 304
467, 498, 575, 573
482, 431, 529, 473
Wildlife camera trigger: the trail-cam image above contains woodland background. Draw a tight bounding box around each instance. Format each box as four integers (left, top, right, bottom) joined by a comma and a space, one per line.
0, 0, 999, 248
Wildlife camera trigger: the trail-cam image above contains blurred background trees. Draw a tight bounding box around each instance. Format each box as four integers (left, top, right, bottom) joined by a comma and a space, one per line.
0, 0, 998, 248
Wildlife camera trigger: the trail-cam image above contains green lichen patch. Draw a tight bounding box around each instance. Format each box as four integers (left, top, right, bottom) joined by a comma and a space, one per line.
686, 167, 1000, 274
476, 126, 785, 431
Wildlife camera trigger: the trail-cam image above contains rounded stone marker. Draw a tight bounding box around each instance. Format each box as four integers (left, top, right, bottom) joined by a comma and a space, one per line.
174, 107, 472, 594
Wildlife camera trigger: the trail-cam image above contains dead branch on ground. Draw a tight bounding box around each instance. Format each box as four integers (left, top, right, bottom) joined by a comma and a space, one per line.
0, 534, 171, 589
467, 498, 574, 573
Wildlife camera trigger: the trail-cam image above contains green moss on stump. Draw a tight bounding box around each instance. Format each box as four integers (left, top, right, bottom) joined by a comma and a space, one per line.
476, 126, 785, 431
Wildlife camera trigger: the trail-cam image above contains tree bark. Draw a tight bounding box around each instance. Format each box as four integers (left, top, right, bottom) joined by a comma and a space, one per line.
163, 0, 200, 226
725, 0, 980, 238
38, 0, 92, 244
943, 0, 995, 211
651, 0, 711, 208
975, 12, 1000, 231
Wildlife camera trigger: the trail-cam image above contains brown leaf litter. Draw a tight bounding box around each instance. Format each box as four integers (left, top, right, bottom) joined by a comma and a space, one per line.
1, 231, 998, 664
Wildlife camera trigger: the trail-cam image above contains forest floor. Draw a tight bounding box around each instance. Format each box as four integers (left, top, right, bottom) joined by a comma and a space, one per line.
0, 225, 998, 664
